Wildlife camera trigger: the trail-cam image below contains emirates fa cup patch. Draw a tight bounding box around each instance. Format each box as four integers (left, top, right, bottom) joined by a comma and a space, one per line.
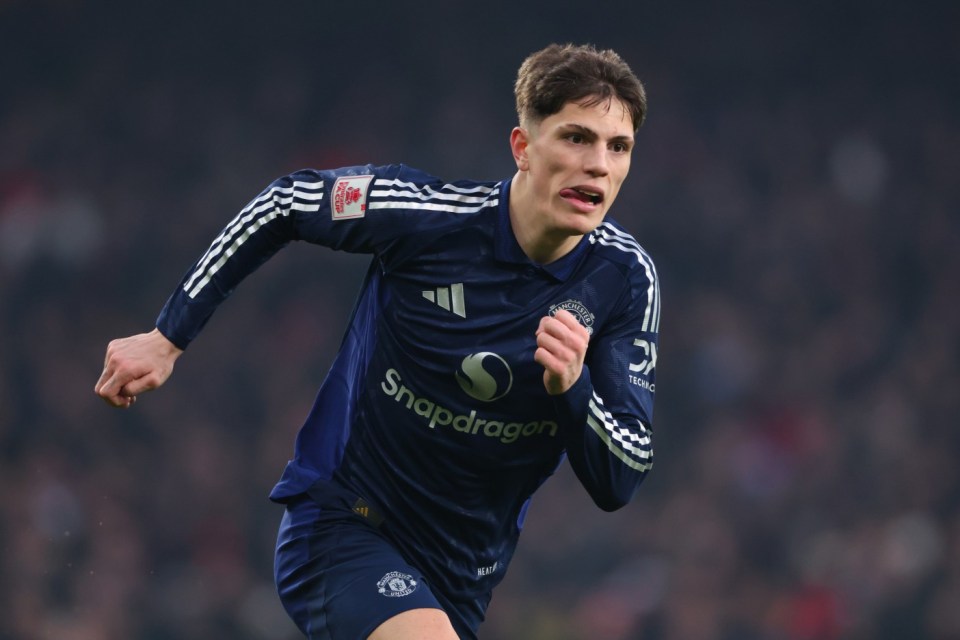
331, 175, 374, 220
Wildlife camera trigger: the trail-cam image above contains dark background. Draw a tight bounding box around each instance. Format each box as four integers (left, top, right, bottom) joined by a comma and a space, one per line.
2, 1, 958, 638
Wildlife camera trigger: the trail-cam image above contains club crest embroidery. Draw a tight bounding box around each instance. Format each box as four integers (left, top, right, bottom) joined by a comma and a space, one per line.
331, 175, 374, 220
377, 571, 419, 598
549, 299, 595, 335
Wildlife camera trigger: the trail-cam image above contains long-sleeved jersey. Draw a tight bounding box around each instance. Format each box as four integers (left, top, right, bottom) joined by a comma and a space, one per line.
156, 163, 660, 606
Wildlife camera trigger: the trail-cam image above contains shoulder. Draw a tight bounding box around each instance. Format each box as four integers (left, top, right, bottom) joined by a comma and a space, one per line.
370, 165, 502, 212
284, 165, 502, 214
587, 220, 661, 332
588, 220, 659, 283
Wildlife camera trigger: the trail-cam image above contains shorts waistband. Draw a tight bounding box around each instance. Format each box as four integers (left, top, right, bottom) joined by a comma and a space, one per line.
305, 479, 386, 527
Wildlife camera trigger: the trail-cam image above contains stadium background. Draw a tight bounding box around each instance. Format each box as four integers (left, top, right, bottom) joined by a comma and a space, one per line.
1, 1, 958, 638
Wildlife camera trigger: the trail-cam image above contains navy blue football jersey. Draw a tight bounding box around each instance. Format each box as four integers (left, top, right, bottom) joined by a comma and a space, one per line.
156, 164, 660, 604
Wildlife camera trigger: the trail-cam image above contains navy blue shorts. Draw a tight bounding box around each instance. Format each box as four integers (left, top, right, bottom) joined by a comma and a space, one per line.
274, 490, 481, 639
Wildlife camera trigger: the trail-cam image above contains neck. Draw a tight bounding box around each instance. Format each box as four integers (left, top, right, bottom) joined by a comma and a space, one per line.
508, 172, 582, 264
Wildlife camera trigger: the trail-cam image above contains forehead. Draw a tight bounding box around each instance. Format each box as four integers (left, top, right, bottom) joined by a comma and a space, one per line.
539, 97, 634, 138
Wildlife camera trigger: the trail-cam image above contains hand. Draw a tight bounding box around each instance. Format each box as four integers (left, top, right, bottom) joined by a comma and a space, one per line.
94, 328, 183, 408
535, 310, 589, 395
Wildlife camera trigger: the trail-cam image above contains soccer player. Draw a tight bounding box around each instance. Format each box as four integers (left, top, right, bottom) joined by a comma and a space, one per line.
95, 43, 660, 639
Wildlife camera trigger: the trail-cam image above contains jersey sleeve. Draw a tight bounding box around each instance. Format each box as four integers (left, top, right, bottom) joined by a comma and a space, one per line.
553, 250, 660, 511
155, 164, 445, 349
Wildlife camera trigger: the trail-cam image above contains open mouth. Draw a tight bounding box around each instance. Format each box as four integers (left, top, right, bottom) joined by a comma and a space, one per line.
561, 187, 604, 206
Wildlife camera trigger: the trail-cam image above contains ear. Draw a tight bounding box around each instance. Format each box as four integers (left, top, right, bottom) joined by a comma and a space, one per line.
510, 126, 530, 171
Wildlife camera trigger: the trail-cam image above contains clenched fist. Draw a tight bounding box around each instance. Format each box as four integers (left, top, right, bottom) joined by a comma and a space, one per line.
534, 310, 589, 395
95, 328, 183, 408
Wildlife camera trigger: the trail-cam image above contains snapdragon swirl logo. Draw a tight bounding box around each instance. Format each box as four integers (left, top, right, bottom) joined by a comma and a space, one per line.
455, 352, 513, 402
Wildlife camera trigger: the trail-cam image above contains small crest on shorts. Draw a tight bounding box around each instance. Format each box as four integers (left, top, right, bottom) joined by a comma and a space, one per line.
549, 299, 595, 335
332, 175, 374, 220
377, 571, 419, 598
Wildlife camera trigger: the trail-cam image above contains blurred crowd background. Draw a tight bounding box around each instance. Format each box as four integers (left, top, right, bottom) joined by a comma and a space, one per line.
1, 1, 958, 638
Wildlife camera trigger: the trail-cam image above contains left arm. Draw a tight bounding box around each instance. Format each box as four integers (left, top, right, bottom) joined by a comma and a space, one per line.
536, 292, 658, 511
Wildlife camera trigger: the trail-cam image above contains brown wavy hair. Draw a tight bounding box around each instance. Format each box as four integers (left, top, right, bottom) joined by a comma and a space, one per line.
515, 43, 647, 132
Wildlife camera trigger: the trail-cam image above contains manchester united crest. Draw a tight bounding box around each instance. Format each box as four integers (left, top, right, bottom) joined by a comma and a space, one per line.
548, 299, 595, 335
377, 571, 419, 598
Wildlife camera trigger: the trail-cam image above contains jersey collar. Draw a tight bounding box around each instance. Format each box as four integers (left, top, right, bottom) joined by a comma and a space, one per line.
495, 178, 590, 282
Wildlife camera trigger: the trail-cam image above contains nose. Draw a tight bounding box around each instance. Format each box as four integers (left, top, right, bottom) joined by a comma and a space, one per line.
584, 143, 609, 177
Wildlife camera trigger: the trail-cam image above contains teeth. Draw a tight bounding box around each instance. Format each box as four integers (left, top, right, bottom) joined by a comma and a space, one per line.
575, 188, 601, 203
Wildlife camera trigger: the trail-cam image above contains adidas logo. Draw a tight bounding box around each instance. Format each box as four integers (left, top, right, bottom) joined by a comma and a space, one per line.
423, 283, 466, 318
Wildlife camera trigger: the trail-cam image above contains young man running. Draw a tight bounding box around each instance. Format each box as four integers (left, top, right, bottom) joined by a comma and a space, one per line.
96, 43, 660, 639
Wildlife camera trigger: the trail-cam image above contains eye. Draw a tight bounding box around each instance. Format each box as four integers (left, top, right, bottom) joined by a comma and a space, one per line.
611, 141, 631, 153
567, 133, 586, 144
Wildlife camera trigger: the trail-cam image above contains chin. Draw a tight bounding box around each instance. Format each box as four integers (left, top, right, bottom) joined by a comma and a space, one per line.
549, 204, 606, 237
566, 213, 605, 235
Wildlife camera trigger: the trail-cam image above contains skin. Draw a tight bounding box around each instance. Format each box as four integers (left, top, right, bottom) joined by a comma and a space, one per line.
95, 327, 182, 408
507, 97, 634, 265
510, 96, 635, 396
94, 94, 635, 639
367, 608, 459, 639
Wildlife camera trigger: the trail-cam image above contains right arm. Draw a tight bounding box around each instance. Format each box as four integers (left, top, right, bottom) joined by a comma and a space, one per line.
156, 167, 385, 349
95, 167, 377, 407
94, 164, 476, 407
